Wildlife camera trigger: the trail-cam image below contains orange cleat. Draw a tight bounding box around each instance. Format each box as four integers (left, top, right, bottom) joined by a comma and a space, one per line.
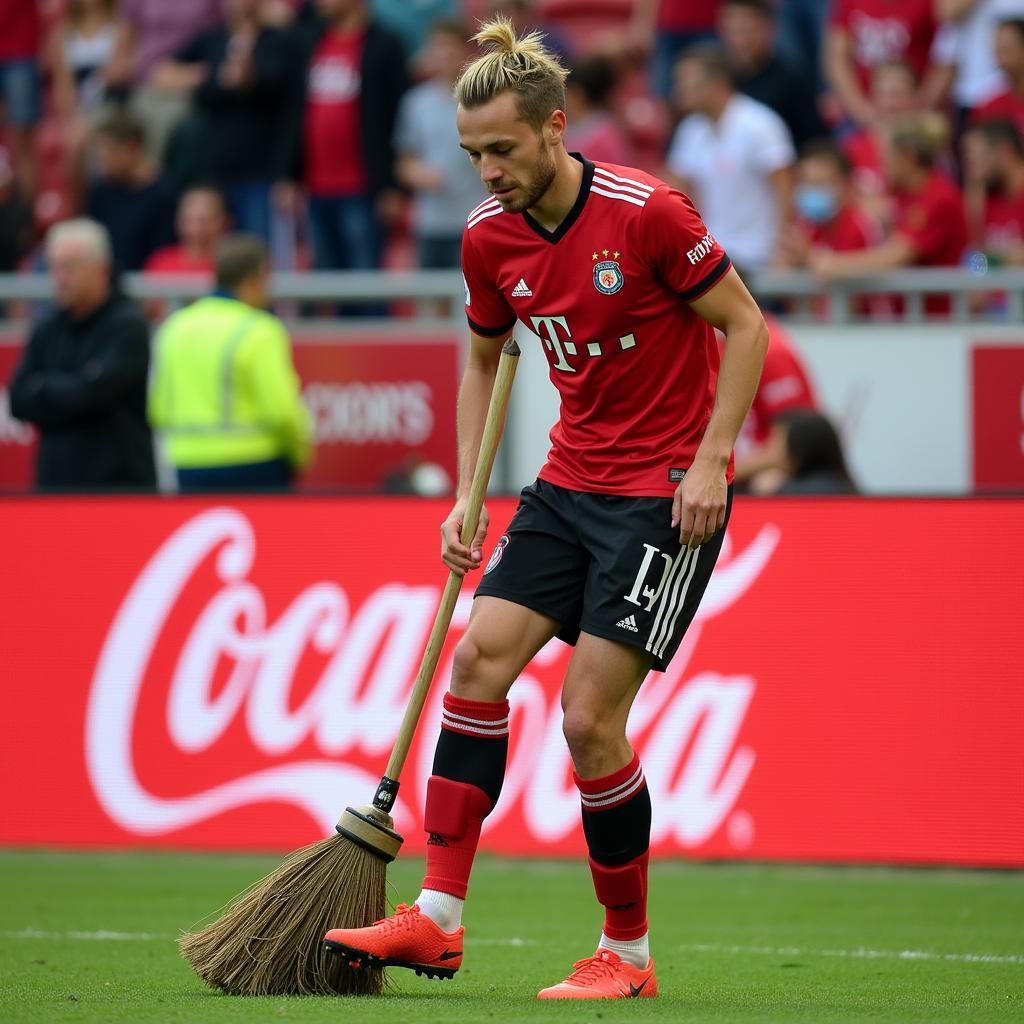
537, 948, 658, 1000
323, 903, 464, 980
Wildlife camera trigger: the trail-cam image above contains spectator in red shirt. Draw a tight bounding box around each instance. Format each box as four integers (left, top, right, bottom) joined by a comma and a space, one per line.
971, 18, 1024, 137
842, 59, 920, 198
809, 117, 970, 316
778, 139, 890, 317
778, 139, 876, 254
0, 0, 42, 197
287, 0, 408, 276
144, 186, 229, 277
730, 313, 818, 488
563, 57, 632, 167
962, 118, 1024, 265
782, 139, 882, 260
825, 0, 944, 126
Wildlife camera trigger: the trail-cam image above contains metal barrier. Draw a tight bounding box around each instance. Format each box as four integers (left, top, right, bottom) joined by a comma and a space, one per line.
0, 267, 1021, 323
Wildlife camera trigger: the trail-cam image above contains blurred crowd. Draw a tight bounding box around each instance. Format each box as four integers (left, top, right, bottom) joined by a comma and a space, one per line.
6, 0, 1024, 496
0, 0, 1021, 295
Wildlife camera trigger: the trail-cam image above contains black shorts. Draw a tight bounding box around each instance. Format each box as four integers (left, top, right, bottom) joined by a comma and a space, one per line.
475, 478, 733, 672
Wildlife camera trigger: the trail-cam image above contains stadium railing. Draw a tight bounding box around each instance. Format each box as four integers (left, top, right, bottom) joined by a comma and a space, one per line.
0, 267, 1021, 323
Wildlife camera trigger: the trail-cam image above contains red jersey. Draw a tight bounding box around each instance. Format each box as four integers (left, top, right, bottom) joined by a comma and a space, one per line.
462, 157, 733, 497
982, 187, 1024, 259
971, 91, 1024, 139
0, 0, 40, 60
143, 245, 214, 276
304, 29, 367, 197
741, 315, 817, 448
830, 0, 937, 89
657, 0, 722, 31
807, 204, 880, 252
893, 172, 968, 315
842, 128, 885, 195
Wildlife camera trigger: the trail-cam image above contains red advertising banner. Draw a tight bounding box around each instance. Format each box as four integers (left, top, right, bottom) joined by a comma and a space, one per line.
1, 497, 1021, 866
0, 332, 460, 492
973, 345, 1024, 491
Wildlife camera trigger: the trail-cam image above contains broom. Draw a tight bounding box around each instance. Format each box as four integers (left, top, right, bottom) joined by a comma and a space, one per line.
180, 335, 522, 996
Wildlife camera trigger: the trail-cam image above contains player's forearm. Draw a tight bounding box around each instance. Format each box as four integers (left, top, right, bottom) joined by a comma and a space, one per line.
455, 356, 500, 500
695, 318, 769, 469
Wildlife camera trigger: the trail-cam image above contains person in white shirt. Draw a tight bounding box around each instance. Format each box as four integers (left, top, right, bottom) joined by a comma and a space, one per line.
932, 0, 1024, 126
666, 44, 795, 272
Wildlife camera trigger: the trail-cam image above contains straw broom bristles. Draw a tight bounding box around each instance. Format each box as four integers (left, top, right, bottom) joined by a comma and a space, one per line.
179, 338, 522, 998
179, 833, 387, 996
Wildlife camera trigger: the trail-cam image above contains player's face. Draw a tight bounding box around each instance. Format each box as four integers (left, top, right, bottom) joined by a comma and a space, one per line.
457, 91, 559, 213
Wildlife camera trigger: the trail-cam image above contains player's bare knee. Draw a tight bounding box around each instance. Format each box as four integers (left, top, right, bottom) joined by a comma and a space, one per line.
561, 704, 614, 763
449, 634, 510, 702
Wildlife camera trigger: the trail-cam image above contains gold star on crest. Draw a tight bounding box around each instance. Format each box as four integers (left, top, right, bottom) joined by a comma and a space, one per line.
602, 249, 609, 257
613, 250, 620, 259
592, 252, 599, 260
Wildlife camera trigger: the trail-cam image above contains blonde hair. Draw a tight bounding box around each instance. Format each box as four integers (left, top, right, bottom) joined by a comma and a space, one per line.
455, 15, 568, 129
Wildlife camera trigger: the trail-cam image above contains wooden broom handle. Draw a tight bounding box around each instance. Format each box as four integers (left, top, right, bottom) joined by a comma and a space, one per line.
383, 336, 521, 783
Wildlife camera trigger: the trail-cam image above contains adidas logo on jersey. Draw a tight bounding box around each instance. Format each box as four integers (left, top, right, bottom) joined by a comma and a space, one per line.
616, 614, 639, 633
511, 277, 533, 297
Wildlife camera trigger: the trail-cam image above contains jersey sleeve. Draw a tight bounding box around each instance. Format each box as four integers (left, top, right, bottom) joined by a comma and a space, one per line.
461, 224, 517, 337
641, 185, 732, 302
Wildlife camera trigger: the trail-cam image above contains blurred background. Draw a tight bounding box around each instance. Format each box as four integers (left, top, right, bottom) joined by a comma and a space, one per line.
0, 0, 1022, 497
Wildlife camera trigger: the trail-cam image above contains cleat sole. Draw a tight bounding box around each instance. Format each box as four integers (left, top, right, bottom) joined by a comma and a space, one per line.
323, 939, 458, 980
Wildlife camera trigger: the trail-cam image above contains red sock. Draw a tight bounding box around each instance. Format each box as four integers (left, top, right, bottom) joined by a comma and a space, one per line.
422, 693, 510, 899
575, 753, 651, 940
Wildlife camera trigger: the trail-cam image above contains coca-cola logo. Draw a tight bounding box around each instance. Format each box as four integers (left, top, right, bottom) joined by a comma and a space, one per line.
85, 509, 780, 851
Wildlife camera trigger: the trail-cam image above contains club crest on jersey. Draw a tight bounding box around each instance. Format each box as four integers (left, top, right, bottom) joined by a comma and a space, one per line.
484, 534, 509, 574
593, 259, 623, 295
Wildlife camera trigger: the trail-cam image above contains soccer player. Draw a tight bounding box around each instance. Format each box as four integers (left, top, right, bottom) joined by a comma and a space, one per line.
324, 17, 768, 1000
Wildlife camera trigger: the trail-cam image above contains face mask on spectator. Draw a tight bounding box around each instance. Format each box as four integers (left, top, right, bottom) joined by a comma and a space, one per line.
795, 185, 838, 225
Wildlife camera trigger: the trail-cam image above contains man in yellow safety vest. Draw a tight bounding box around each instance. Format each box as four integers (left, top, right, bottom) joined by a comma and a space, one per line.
149, 234, 312, 491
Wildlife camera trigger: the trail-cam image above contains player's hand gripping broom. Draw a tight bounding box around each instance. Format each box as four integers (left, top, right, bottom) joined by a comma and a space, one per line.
179, 336, 522, 996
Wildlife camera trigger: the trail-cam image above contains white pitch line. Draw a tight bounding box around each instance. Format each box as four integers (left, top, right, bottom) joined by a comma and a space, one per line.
2, 929, 536, 947
470, 937, 535, 947
679, 943, 1024, 966
4, 929, 167, 941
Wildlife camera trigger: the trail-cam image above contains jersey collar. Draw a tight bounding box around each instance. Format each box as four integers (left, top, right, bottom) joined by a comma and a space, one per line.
521, 153, 594, 245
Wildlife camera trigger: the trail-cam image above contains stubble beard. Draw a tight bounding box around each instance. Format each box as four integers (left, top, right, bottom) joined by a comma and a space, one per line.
498, 141, 557, 214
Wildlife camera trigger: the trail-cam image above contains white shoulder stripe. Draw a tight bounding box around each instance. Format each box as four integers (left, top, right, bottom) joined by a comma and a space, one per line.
593, 167, 655, 192
593, 175, 652, 200
467, 198, 499, 223
590, 185, 647, 208
467, 205, 505, 228
468, 196, 499, 219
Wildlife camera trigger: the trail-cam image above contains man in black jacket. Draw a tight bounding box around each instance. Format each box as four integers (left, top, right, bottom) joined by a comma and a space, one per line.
153, 0, 295, 241
9, 219, 156, 491
284, 0, 408, 274
719, 0, 828, 150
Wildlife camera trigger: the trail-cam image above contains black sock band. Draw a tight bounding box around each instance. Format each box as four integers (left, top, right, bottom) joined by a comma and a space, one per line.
575, 755, 652, 866
431, 694, 510, 808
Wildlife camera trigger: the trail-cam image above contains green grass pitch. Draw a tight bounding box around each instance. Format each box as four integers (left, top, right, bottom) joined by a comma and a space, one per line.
1, 850, 1021, 1023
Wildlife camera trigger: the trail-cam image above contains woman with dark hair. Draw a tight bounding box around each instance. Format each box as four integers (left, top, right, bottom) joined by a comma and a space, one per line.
776, 410, 858, 494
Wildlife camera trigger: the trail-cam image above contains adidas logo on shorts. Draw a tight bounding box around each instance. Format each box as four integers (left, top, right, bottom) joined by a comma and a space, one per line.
616, 614, 639, 633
